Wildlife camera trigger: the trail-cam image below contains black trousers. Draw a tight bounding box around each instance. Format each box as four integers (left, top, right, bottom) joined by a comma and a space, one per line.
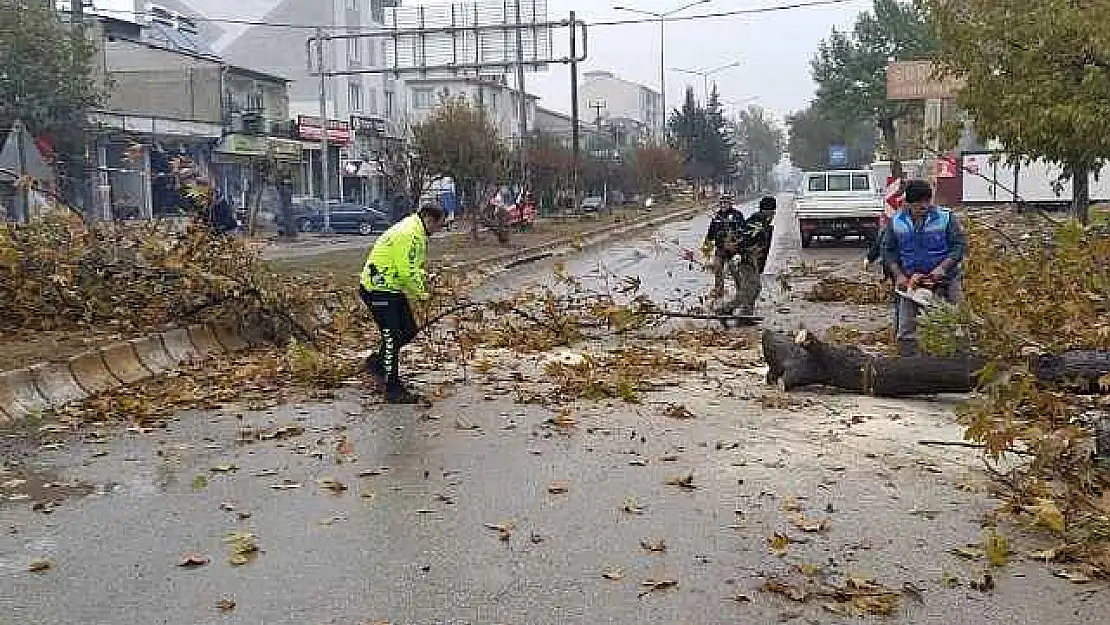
359, 287, 418, 385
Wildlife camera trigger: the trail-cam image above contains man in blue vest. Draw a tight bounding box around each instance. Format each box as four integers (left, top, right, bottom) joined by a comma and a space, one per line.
881, 179, 966, 356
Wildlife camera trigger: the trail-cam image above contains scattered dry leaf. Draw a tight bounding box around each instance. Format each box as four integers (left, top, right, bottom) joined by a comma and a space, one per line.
28, 558, 53, 573
791, 514, 829, 533
548, 481, 570, 494
216, 598, 236, 613
602, 568, 625, 580
484, 521, 515, 541
665, 472, 696, 490
224, 532, 260, 566
984, 529, 1009, 567
781, 496, 803, 512
337, 437, 355, 455
455, 417, 480, 431
663, 403, 695, 419
318, 477, 348, 493
622, 497, 646, 515
638, 578, 678, 597
762, 579, 808, 602
969, 571, 995, 592
210, 464, 238, 474
640, 538, 666, 553
950, 545, 984, 560
1024, 498, 1066, 534
177, 552, 209, 568
769, 533, 790, 557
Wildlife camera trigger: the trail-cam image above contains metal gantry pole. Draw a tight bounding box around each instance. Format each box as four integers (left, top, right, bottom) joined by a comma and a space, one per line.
569, 11, 581, 213
317, 26, 331, 233
659, 17, 666, 140
514, 0, 528, 187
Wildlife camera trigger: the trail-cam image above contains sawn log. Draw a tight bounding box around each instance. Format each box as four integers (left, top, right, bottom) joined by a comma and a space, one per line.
762, 329, 1110, 396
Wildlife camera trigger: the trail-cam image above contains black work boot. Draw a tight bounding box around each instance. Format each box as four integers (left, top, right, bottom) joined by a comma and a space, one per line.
365, 355, 386, 388
897, 339, 917, 358
385, 382, 423, 405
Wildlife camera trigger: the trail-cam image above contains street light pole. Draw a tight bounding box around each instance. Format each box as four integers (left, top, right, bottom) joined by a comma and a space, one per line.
669, 61, 742, 102
613, 1, 713, 140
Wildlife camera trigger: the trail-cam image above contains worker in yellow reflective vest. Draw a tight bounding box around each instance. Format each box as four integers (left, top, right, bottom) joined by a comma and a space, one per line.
359, 203, 446, 404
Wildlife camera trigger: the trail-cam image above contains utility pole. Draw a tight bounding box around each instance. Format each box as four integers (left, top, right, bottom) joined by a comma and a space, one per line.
15, 121, 29, 223
316, 26, 331, 233
514, 0, 528, 190
569, 11, 580, 214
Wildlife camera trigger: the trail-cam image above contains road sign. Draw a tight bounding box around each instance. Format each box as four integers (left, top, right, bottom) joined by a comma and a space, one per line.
828, 145, 848, 167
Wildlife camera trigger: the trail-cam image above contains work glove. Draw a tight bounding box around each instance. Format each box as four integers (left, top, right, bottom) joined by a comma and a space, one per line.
700, 239, 714, 258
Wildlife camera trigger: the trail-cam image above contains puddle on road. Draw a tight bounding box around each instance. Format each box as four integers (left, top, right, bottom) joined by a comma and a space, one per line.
0, 464, 95, 509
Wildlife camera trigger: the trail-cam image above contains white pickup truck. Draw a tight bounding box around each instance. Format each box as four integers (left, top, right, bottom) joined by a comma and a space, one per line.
793, 169, 886, 248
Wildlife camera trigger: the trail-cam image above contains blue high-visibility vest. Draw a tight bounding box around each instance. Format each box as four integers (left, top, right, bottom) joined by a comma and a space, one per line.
892, 207, 952, 275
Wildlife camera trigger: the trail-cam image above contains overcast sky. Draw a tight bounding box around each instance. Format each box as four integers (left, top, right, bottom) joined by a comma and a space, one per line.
524, 0, 866, 123
92, 0, 868, 123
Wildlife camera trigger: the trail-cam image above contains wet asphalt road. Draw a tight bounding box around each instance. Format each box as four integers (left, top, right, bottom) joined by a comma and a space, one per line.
2, 196, 1106, 624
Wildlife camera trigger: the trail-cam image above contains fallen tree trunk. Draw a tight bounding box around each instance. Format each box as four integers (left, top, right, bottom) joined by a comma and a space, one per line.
763, 329, 1107, 397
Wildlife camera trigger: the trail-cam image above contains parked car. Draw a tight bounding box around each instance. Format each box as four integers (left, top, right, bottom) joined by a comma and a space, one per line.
580, 196, 607, 214
297, 201, 389, 235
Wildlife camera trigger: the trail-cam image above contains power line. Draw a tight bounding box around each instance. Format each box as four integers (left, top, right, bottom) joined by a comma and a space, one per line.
81, 0, 865, 32
591, 0, 865, 27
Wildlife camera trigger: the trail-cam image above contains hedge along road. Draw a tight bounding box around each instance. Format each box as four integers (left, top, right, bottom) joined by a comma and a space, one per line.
3, 194, 1105, 625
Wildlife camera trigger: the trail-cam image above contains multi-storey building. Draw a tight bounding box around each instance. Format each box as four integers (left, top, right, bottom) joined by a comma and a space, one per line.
578, 71, 663, 142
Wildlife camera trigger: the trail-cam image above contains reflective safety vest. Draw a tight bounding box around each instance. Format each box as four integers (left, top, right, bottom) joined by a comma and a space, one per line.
360, 214, 430, 300
891, 207, 952, 275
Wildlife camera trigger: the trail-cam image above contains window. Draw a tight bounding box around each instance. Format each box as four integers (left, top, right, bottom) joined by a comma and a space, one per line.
808, 175, 827, 192
851, 174, 871, 191
245, 91, 264, 111
412, 88, 434, 109
487, 92, 498, 112
349, 82, 363, 111
385, 91, 395, 117
347, 37, 361, 64
368, 89, 378, 115
827, 174, 852, 191
367, 38, 377, 66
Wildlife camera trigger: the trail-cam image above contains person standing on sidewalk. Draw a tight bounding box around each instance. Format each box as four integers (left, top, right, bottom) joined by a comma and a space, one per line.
359, 203, 446, 404
881, 180, 966, 357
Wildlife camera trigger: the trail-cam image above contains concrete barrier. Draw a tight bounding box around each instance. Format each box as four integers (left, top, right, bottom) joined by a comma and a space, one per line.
187, 324, 226, 358
30, 363, 87, 407
211, 322, 249, 353
161, 328, 201, 364
131, 336, 175, 374
68, 351, 122, 396
100, 342, 153, 384
0, 368, 49, 423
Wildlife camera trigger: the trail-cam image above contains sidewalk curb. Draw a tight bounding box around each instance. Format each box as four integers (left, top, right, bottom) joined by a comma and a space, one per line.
0, 321, 253, 427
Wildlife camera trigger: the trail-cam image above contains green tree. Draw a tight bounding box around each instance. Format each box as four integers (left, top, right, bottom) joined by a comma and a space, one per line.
731, 106, 785, 194
786, 103, 875, 171
811, 0, 935, 162
0, 1, 102, 209
667, 86, 732, 184
925, 0, 1110, 221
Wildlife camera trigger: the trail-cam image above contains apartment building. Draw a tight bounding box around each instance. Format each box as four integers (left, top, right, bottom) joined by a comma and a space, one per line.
404, 75, 538, 146
578, 71, 663, 141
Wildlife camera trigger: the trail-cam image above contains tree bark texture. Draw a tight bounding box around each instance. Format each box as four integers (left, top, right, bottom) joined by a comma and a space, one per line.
762, 330, 1108, 397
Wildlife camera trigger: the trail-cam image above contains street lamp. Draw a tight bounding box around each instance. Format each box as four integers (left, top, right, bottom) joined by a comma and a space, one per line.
669, 61, 742, 102
612, 0, 713, 139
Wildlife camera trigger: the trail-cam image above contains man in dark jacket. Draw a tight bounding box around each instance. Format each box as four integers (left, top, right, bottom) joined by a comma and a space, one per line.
702, 195, 747, 299
882, 180, 966, 356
